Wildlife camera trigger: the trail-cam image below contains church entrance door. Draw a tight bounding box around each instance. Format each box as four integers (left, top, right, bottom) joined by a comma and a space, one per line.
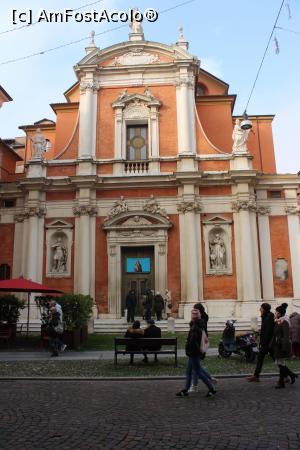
121, 246, 154, 316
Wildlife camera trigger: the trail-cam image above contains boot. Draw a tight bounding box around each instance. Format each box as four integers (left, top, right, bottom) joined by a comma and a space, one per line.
275, 365, 285, 389
283, 366, 299, 385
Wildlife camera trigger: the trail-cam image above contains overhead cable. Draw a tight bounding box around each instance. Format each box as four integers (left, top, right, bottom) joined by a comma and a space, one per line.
244, 0, 285, 112
0, 0, 199, 67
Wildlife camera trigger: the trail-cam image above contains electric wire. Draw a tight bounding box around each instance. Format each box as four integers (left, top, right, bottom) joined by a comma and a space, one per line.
0, 0, 199, 67
275, 26, 300, 35
244, 0, 285, 112
0, 0, 105, 35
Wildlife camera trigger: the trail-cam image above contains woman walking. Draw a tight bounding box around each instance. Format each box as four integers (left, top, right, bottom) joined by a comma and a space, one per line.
272, 303, 298, 388
176, 317, 216, 398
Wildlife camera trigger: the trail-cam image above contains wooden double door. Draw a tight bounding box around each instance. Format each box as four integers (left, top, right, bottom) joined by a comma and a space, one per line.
121, 246, 154, 316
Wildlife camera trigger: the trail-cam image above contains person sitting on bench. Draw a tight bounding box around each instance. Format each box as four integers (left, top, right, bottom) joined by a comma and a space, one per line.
143, 319, 162, 363
124, 320, 144, 364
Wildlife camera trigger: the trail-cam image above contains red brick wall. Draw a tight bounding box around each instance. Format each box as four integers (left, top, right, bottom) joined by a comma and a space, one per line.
269, 216, 293, 298
95, 218, 108, 313
167, 214, 181, 313
0, 224, 15, 273
97, 187, 178, 199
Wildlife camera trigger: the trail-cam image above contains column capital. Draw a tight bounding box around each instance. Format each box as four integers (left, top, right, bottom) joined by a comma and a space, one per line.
24, 206, 47, 218
232, 199, 257, 213
14, 213, 26, 223
177, 200, 202, 214
257, 206, 271, 216
73, 204, 98, 217
285, 205, 300, 215
80, 80, 100, 94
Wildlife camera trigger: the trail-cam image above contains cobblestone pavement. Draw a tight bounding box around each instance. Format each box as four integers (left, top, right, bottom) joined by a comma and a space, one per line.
0, 378, 299, 450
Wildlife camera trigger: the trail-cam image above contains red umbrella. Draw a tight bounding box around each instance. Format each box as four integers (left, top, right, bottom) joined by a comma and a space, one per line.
0, 278, 63, 336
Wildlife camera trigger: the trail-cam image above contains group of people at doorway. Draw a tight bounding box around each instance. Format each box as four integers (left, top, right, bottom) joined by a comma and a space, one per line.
125, 288, 171, 323
175, 301, 299, 398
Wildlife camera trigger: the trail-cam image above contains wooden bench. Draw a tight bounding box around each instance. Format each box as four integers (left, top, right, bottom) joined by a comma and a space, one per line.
114, 337, 178, 367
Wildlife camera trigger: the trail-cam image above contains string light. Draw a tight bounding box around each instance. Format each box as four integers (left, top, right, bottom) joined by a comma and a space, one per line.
0, 0, 199, 67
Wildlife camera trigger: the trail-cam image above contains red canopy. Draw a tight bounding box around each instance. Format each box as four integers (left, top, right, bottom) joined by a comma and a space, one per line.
0, 278, 62, 293
0, 278, 63, 337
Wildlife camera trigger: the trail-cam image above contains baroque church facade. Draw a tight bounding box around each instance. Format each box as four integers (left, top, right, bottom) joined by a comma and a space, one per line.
1, 25, 300, 329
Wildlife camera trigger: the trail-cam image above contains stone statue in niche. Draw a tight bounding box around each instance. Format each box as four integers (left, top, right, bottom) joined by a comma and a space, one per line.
31, 128, 47, 159
232, 119, 250, 154
51, 237, 68, 273
209, 233, 226, 270
275, 258, 288, 280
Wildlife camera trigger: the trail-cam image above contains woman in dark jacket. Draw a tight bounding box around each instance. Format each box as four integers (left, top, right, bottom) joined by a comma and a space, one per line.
194, 302, 209, 335
176, 319, 216, 397
273, 303, 298, 388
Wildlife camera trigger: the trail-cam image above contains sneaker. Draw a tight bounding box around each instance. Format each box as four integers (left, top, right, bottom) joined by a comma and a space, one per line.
247, 375, 259, 382
206, 389, 217, 397
61, 344, 67, 352
188, 385, 198, 393
175, 389, 189, 397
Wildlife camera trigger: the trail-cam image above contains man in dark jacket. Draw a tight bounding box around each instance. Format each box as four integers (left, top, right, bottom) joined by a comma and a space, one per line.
247, 303, 274, 382
153, 291, 164, 321
125, 290, 137, 323
143, 319, 161, 363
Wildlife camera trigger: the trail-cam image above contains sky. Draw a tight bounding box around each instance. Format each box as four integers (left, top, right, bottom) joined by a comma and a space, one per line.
0, 0, 299, 174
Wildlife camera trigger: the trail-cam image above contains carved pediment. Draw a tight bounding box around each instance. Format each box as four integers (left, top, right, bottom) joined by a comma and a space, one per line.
45, 220, 73, 229
202, 215, 233, 225
112, 89, 161, 110
102, 211, 172, 232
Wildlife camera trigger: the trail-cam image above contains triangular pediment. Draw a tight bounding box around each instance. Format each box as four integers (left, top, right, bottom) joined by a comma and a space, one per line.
102, 211, 172, 231
46, 220, 73, 229
112, 91, 160, 109
203, 215, 232, 225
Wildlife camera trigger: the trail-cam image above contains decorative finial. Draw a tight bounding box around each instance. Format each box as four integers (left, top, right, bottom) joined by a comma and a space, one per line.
176, 25, 189, 50
85, 30, 97, 54
179, 26, 184, 40
89, 30, 95, 46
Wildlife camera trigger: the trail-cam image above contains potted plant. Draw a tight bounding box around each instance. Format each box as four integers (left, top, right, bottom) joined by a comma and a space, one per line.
59, 294, 94, 349
0, 295, 25, 340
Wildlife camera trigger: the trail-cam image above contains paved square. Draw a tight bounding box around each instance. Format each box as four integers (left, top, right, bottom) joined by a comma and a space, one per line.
0, 378, 299, 449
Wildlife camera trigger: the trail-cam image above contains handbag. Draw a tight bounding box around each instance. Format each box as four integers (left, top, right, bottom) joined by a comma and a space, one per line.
200, 329, 209, 353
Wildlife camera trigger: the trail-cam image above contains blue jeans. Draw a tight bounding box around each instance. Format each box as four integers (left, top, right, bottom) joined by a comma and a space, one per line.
192, 362, 212, 386
185, 356, 214, 391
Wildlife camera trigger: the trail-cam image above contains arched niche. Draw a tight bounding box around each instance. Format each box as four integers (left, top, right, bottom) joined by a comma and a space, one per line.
203, 216, 232, 275
45, 220, 73, 278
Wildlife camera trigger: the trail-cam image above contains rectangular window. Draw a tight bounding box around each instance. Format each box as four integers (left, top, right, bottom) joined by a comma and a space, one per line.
269, 191, 282, 199
126, 125, 148, 161
2, 199, 15, 208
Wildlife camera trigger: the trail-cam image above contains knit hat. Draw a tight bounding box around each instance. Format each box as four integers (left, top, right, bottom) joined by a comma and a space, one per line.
191, 308, 201, 320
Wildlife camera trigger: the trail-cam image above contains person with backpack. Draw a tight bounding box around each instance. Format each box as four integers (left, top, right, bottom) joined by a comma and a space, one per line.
48, 306, 64, 357
176, 315, 216, 398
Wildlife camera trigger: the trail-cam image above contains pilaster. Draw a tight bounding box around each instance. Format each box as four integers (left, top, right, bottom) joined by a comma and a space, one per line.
284, 188, 300, 300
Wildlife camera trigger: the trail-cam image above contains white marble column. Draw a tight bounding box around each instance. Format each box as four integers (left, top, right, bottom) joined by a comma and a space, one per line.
177, 198, 202, 319
150, 106, 160, 158
25, 207, 46, 281
257, 208, 274, 300
73, 203, 97, 296
286, 206, 300, 299
78, 79, 99, 159
233, 199, 261, 302
176, 76, 196, 155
